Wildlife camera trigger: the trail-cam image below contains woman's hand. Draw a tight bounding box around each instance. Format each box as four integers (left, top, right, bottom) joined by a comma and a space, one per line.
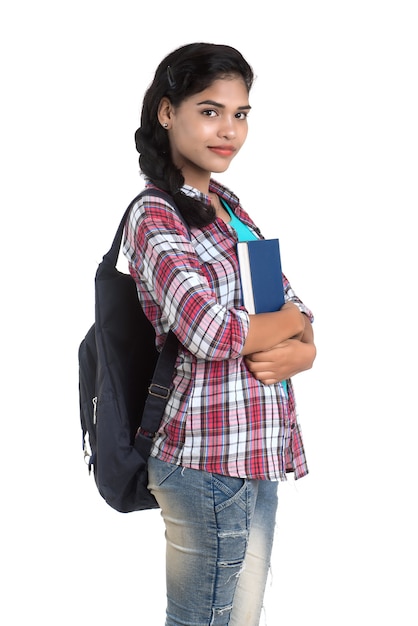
245, 319, 316, 385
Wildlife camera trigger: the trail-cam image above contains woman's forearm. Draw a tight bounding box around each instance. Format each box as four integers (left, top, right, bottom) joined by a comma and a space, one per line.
300, 314, 314, 344
241, 303, 306, 356
244, 314, 316, 385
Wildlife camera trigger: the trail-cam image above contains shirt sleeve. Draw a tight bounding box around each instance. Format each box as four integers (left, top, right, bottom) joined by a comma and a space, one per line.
124, 194, 250, 361
283, 274, 314, 323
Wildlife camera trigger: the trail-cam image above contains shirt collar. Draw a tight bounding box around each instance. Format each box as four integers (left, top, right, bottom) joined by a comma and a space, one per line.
144, 178, 241, 210
181, 179, 240, 210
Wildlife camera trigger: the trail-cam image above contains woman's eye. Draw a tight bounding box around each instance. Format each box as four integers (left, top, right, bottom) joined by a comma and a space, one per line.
236, 111, 248, 120
202, 109, 217, 117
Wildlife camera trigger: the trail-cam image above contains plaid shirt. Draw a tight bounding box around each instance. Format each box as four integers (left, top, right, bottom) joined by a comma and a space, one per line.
123, 180, 314, 481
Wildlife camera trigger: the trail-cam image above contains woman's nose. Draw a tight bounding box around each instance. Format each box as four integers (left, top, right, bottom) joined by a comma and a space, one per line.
218, 117, 236, 139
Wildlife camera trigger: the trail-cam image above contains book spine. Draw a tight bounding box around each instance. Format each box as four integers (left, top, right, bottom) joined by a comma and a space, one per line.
236, 243, 255, 314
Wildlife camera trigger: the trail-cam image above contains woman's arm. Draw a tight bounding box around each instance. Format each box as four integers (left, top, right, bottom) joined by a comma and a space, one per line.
241, 302, 306, 356
300, 314, 314, 344
244, 316, 316, 385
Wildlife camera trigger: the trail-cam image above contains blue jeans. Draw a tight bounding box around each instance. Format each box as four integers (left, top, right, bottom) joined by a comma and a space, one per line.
148, 457, 279, 626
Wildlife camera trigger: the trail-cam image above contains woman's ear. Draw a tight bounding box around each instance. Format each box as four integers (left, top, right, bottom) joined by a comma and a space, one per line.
157, 97, 173, 129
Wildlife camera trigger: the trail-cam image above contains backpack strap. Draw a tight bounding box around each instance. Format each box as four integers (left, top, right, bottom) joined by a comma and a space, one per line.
103, 188, 189, 267
107, 188, 190, 459
134, 328, 180, 458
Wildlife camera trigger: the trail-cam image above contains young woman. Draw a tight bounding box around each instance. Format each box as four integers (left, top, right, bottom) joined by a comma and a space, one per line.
123, 43, 316, 626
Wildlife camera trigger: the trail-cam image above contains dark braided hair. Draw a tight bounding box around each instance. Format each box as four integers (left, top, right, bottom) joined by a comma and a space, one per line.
135, 43, 254, 228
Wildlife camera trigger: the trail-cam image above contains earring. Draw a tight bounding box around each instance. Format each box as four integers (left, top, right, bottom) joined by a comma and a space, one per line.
162, 122, 168, 128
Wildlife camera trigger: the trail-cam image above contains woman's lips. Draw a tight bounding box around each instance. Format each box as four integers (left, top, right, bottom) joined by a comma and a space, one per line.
208, 146, 236, 156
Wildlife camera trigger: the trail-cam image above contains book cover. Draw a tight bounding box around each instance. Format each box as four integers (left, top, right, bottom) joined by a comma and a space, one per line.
236, 239, 285, 314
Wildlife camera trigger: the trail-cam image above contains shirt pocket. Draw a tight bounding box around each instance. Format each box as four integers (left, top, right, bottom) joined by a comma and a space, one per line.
193, 231, 241, 308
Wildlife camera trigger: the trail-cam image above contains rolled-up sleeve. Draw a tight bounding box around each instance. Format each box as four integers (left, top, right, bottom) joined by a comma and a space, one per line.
283, 274, 314, 323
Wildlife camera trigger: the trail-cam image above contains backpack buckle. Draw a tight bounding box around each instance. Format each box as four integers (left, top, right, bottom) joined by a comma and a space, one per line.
148, 383, 170, 399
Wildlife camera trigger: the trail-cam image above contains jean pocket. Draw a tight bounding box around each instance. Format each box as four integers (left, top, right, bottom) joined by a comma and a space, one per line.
148, 457, 180, 489
212, 474, 247, 514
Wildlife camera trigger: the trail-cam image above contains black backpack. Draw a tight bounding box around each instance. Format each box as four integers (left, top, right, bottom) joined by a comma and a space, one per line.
78, 189, 186, 513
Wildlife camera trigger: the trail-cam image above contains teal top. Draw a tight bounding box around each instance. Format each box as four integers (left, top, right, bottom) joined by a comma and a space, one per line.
220, 198, 259, 242
220, 198, 288, 397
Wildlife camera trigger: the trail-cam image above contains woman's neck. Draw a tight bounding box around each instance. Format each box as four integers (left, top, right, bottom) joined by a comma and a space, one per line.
209, 193, 231, 223
182, 170, 211, 196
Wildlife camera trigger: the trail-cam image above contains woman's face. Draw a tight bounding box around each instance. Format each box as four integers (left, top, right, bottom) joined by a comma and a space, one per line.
160, 77, 251, 192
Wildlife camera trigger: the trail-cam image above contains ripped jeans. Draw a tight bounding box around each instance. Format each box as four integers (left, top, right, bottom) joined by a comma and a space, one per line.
148, 457, 279, 626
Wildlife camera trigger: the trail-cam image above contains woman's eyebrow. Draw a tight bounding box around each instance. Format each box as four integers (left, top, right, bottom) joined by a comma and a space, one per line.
196, 99, 251, 111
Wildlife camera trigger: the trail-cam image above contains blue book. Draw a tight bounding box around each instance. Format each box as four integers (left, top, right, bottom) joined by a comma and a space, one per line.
237, 239, 285, 314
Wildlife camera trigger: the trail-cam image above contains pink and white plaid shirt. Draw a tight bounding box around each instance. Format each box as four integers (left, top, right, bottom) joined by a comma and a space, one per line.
123, 180, 313, 481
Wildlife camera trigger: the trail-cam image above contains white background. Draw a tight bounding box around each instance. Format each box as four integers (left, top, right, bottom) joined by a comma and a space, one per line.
1, 1, 417, 624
